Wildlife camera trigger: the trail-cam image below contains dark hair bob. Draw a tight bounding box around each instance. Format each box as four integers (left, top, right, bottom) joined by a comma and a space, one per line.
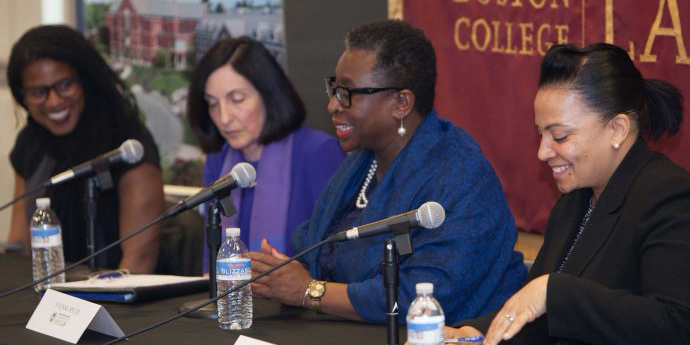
187, 36, 305, 153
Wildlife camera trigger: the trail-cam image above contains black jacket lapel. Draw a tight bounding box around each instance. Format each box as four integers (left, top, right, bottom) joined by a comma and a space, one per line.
532, 189, 590, 276
561, 138, 654, 276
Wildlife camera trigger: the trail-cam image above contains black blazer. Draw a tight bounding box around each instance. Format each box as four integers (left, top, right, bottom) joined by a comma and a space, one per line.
461, 138, 690, 345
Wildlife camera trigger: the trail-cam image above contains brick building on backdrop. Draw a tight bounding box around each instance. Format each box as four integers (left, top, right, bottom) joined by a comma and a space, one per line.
105, 0, 207, 70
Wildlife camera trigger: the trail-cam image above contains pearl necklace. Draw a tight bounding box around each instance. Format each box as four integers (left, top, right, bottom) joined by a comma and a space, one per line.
356, 160, 378, 209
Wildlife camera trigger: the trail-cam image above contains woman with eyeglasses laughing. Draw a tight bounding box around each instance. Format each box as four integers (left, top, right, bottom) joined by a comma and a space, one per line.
248, 19, 526, 326
6, 25, 163, 274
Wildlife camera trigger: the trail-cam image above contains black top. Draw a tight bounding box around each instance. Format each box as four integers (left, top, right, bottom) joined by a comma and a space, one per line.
10, 114, 160, 269
459, 138, 690, 345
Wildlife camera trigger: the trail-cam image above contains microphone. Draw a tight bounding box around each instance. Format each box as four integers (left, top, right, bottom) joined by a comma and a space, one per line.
329, 201, 445, 242
161, 162, 256, 220
0, 163, 255, 299
44, 139, 144, 187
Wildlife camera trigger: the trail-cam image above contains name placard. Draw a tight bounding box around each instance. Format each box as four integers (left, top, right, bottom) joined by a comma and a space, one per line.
234, 335, 278, 345
26, 289, 124, 343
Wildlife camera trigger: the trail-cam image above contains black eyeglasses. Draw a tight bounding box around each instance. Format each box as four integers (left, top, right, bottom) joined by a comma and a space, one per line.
22, 77, 81, 105
324, 76, 404, 108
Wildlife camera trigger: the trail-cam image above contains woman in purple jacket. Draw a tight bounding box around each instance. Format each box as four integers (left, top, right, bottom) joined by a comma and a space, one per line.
187, 37, 345, 271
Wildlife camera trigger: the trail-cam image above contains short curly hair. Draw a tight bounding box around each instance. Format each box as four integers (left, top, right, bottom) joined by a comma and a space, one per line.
345, 20, 436, 115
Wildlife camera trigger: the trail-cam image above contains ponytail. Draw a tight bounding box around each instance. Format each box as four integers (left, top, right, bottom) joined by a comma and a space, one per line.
539, 44, 684, 142
642, 79, 684, 141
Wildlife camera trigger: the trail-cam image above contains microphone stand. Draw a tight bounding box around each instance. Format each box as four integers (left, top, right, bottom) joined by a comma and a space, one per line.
180, 198, 234, 318
85, 178, 100, 271
207, 201, 222, 301
383, 239, 399, 345
83, 159, 114, 271
382, 222, 414, 345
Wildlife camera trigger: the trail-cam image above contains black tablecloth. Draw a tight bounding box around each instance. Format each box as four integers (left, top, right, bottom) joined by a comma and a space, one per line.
0, 253, 395, 345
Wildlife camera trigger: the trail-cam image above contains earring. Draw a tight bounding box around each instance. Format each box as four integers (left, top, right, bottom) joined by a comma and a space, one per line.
397, 118, 406, 137
613, 142, 620, 150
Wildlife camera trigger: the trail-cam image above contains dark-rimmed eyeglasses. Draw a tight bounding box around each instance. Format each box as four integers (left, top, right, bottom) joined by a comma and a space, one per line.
22, 77, 81, 105
324, 76, 404, 108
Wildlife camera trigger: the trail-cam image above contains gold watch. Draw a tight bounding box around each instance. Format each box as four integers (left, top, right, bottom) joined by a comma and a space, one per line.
307, 280, 327, 313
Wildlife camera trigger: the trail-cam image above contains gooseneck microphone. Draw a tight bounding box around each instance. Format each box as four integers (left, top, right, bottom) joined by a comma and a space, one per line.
0, 162, 257, 299
161, 162, 256, 220
0, 139, 144, 212
328, 201, 446, 242
44, 139, 144, 187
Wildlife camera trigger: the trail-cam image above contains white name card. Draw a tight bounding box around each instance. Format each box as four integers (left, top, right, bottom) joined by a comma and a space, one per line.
234, 335, 278, 345
26, 289, 124, 343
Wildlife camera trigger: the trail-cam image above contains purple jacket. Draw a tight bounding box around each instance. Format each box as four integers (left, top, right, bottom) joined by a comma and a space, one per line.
203, 127, 345, 271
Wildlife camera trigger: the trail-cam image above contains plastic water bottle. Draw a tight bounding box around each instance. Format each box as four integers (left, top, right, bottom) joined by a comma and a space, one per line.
216, 227, 253, 330
407, 282, 445, 345
30, 198, 65, 292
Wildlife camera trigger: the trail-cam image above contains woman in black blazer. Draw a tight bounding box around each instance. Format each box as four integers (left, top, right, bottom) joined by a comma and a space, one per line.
446, 43, 690, 345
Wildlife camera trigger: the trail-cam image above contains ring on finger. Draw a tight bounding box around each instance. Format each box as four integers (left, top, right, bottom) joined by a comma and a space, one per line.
505, 314, 515, 323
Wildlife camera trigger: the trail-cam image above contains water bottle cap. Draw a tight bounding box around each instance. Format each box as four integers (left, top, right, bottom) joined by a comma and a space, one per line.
225, 227, 241, 237
36, 198, 51, 210
416, 282, 434, 294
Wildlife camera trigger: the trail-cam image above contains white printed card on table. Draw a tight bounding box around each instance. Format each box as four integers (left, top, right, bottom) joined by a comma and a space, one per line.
234, 335, 279, 345
26, 289, 124, 343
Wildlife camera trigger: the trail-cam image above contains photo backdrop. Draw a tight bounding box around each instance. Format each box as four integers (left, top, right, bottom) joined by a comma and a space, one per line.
82, 0, 284, 186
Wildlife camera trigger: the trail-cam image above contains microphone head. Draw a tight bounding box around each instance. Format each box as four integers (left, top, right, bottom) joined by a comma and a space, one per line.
230, 162, 256, 188
120, 139, 144, 164
416, 201, 445, 229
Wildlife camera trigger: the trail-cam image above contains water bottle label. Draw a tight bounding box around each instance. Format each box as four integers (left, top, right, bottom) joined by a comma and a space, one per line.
217, 258, 251, 281
30, 227, 62, 248
407, 315, 445, 345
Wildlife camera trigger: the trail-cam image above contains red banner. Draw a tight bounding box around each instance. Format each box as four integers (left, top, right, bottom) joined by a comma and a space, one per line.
402, 0, 690, 233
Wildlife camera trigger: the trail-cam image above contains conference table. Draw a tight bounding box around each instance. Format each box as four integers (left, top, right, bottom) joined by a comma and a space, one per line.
0, 253, 398, 345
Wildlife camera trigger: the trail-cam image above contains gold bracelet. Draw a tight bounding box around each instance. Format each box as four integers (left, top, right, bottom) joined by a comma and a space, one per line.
302, 281, 313, 308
